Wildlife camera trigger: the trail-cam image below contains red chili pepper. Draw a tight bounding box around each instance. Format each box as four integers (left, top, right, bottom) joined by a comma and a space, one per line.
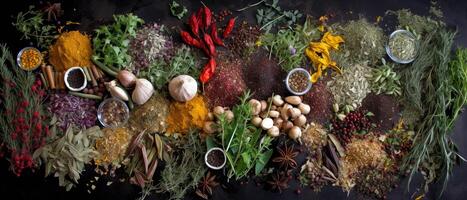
180, 31, 203, 48
200, 58, 216, 83
197, 8, 204, 29
210, 23, 225, 47
223, 17, 236, 38
203, 34, 216, 57
203, 6, 212, 29
189, 14, 199, 36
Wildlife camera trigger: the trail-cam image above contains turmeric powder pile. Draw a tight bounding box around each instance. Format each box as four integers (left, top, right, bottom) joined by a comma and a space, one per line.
166, 95, 208, 134
49, 31, 93, 71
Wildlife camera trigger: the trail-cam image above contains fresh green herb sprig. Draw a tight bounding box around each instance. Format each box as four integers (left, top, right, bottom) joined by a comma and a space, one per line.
402, 29, 467, 195
156, 131, 206, 200
139, 45, 199, 90
261, 29, 306, 71
13, 5, 57, 49
368, 58, 402, 96
256, 0, 302, 33
170, 1, 188, 20
92, 14, 144, 71
219, 91, 274, 180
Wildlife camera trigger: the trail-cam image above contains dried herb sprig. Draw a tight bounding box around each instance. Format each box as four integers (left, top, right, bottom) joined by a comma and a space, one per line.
402, 30, 467, 195
156, 131, 206, 200
13, 5, 58, 49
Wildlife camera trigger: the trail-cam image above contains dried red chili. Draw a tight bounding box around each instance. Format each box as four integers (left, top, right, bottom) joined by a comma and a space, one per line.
197, 8, 204, 28
204, 6, 212, 29
189, 14, 200, 36
200, 58, 216, 83
203, 34, 216, 57
223, 18, 236, 38
210, 23, 225, 47
181, 31, 203, 48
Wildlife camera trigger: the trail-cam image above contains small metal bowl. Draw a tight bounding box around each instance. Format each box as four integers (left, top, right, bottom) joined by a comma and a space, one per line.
386, 30, 417, 64
285, 68, 312, 95
17, 47, 42, 71
97, 98, 130, 128
64, 67, 87, 91
205, 147, 226, 170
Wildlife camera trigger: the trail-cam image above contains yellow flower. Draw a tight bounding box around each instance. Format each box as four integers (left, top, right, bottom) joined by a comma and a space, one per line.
255, 40, 262, 47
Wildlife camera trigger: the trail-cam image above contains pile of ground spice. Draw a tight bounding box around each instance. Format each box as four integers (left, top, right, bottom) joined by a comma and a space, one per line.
338, 136, 388, 191
361, 93, 400, 132
127, 94, 169, 134
226, 21, 262, 58
166, 95, 208, 134
49, 31, 93, 72
94, 127, 132, 167
302, 77, 334, 124
243, 49, 288, 100
204, 53, 247, 108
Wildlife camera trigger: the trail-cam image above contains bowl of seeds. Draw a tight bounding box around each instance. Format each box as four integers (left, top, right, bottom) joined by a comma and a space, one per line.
386, 30, 418, 64
97, 97, 129, 128
285, 68, 312, 95
17, 47, 42, 71
205, 147, 226, 170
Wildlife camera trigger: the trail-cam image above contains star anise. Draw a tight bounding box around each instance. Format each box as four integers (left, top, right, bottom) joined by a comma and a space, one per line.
267, 171, 289, 193
272, 144, 299, 169
42, 2, 63, 21
195, 171, 219, 200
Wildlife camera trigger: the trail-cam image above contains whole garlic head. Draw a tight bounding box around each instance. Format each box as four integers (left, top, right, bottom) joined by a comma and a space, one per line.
132, 78, 154, 105
168, 75, 198, 102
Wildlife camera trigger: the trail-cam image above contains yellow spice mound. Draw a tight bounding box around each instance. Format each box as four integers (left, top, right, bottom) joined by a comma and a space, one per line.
49, 31, 93, 71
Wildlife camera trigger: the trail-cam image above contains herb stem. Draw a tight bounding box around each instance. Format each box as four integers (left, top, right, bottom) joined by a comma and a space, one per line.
260, 14, 285, 31
236, 0, 265, 12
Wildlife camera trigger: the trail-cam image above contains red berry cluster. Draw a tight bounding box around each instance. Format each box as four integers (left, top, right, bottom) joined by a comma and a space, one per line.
331, 110, 372, 144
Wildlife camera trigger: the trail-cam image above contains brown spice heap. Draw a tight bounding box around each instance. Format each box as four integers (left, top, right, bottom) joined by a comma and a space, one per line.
288, 71, 309, 93
49, 31, 93, 72
94, 127, 132, 167
302, 123, 328, 154
338, 136, 388, 191
204, 54, 246, 108
127, 94, 169, 133
300, 159, 331, 192
166, 95, 208, 134
226, 21, 261, 58
354, 167, 399, 199
302, 78, 334, 124
243, 49, 288, 100
361, 93, 400, 132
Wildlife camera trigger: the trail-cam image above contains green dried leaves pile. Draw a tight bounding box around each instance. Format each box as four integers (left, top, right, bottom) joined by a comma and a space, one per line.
33, 126, 103, 191
368, 58, 402, 96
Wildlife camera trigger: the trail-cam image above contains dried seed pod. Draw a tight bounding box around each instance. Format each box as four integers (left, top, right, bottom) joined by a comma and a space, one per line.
225, 110, 234, 122
213, 106, 225, 117
261, 118, 274, 130
282, 121, 294, 131
288, 126, 302, 140
272, 95, 284, 106
203, 121, 217, 134
260, 100, 268, 112
285, 96, 301, 105
268, 126, 280, 137
269, 110, 280, 118
274, 118, 284, 129
293, 115, 307, 127
252, 117, 262, 127
287, 108, 301, 119
298, 103, 310, 115
249, 99, 262, 115
207, 112, 214, 121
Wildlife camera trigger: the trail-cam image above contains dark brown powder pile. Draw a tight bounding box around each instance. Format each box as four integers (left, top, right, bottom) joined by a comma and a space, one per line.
226, 21, 261, 58
204, 53, 247, 108
302, 78, 334, 124
361, 93, 400, 132
243, 49, 288, 100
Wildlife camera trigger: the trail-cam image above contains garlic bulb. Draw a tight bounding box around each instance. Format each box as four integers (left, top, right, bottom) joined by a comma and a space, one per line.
105, 80, 129, 101
168, 75, 198, 102
117, 70, 137, 88
132, 79, 154, 105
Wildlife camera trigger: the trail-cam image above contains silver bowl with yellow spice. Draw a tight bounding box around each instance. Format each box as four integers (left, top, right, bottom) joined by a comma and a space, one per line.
17, 47, 42, 71
386, 30, 418, 64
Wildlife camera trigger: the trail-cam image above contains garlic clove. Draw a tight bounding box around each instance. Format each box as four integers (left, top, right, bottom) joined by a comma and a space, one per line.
132, 78, 154, 105
105, 80, 129, 101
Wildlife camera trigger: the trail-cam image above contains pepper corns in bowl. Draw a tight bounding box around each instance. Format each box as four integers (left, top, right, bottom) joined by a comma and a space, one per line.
97, 98, 129, 128
286, 68, 312, 95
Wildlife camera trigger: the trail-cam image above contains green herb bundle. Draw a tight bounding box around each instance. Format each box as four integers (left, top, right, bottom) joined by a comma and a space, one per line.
13, 5, 58, 49
219, 91, 274, 180
156, 131, 206, 200
140, 45, 199, 90
256, 0, 302, 33
402, 29, 467, 194
92, 14, 144, 70
368, 58, 402, 96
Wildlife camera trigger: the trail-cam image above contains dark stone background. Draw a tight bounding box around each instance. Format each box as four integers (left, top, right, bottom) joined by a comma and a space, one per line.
1, 0, 466, 199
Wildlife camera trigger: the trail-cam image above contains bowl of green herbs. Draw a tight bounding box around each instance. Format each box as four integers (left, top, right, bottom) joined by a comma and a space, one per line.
386, 29, 418, 64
